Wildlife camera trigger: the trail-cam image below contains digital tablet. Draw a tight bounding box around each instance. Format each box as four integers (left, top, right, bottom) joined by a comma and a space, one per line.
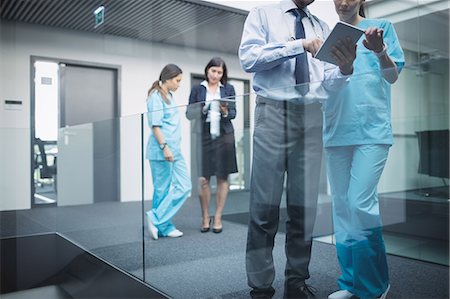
314, 21, 365, 65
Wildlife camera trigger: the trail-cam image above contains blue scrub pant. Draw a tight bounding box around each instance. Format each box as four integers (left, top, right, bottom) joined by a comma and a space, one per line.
325, 144, 390, 298
147, 157, 191, 237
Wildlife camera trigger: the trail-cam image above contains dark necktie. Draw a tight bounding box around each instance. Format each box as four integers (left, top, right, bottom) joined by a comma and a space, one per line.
292, 9, 310, 94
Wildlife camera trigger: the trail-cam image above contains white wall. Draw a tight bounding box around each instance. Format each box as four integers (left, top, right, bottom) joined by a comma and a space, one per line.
0, 20, 251, 210
0, 128, 29, 211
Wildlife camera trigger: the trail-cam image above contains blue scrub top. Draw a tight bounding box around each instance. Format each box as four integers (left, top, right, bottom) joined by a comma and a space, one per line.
146, 90, 182, 161
323, 19, 405, 147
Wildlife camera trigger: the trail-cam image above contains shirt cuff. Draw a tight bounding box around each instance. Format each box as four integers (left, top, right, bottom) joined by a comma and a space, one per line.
285, 39, 304, 57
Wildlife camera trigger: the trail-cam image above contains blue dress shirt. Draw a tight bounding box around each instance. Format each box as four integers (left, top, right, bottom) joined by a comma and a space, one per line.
239, 0, 348, 103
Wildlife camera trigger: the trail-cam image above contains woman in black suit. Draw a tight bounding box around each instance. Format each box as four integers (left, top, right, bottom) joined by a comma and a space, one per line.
186, 57, 238, 233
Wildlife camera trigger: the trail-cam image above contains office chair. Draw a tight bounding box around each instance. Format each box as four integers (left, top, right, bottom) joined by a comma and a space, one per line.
34, 138, 57, 190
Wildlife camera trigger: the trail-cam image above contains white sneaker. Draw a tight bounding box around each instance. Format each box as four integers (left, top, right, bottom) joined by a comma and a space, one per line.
167, 229, 183, 238
378, 284, 390, 299
328, 285, 390, 299
146, 216, 158, 240
328, 289, 355, 299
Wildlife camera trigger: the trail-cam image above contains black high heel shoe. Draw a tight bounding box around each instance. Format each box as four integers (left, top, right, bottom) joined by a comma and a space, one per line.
212, 217, 223, 233
200, 217, 212, 233
212, 227, 222, 234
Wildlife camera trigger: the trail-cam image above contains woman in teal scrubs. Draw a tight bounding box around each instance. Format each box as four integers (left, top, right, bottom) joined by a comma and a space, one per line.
146, 64, 192, 240
324, 1, 405, 298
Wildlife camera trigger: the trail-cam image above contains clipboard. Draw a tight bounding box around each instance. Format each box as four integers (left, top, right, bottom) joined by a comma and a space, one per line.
314, 21, 365, 65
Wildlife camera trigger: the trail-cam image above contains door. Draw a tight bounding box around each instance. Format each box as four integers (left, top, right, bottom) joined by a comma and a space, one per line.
57, 63, 120, 206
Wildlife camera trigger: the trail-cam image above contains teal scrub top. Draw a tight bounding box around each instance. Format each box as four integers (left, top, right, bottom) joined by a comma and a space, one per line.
146, 91, 182, 161
323, 19, 405, 147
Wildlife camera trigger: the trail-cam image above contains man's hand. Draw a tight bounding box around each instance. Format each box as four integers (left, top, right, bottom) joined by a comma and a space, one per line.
302, 38, 323, 57
330, 37, 357, 75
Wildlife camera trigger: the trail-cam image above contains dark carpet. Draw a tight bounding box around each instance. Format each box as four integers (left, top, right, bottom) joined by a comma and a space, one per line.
1, 193, 449, 299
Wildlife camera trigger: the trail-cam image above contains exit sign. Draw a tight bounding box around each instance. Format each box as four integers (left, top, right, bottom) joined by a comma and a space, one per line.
94, 6, 105, 28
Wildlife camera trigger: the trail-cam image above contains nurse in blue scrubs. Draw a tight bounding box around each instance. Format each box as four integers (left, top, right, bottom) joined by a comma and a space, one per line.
324, 1, 405, 299
145, 64, 192, 240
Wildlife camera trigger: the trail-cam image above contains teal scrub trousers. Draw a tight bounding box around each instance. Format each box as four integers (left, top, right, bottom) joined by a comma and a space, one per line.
325, 144, 390, 298
146, 157, 191, 237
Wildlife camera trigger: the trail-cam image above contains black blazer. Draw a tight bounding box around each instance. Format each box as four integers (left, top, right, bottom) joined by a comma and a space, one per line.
186, 83, 236, 135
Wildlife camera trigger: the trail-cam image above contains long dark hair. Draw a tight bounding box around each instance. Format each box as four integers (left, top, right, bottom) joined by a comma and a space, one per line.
204, 57, 228, 85
147, 64, 183, 103
359, 0, 366, 17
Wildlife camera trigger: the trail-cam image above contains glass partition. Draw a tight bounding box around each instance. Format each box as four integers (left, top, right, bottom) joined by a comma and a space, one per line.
142, 97, 253, 297
0, 128, 57, 238
55, 114, 145, 280
140, 72, 446, 298
1, 0, 448, 298
367, 0, 449, 266
1, 72, 448, 298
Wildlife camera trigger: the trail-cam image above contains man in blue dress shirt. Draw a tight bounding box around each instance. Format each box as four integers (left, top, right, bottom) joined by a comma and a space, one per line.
239, 0, 357, 298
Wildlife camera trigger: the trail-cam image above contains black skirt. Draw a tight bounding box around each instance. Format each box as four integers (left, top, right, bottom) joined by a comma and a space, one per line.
199, 124, 238, 179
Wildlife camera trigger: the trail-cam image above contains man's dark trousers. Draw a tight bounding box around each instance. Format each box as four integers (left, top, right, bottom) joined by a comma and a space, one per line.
246, 96, 323, 293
